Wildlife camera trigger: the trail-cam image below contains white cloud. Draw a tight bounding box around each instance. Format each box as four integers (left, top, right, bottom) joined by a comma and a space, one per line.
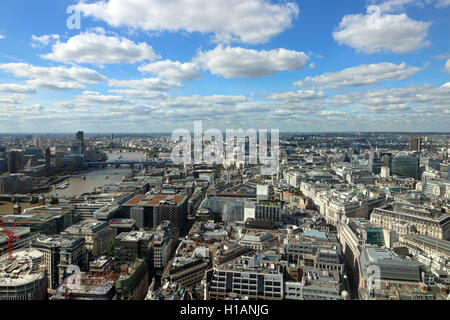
77, 91, 130, 105
75, 0, 299, 44
26, 79, 86, 91
444, 59, 450, 73
317, 110, 347, 116
294, 62, 422, 88
43, 31, 159, 64
435, 0, 450, 8
0, 63, 106, 91
0, 83, 36, 94
108, 89, 169, 100
196, 45, 309, 78
108, 78, 183, 91
0, 94, 28, 105
332, 13, 430, 53
327, 82, 450, 109
160, 95, 251, 108
266, 90, 326, 102
31, 34, 59, 48
0, 34, 4, 40
139, 60, 202, 81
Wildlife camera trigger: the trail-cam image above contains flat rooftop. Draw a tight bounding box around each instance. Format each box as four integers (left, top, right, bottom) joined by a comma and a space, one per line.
0, 249, 46, 286
124, 194, 187, 206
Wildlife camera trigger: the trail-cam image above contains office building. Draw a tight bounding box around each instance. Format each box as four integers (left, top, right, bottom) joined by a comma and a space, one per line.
359, 247, 421, 290
76, 131, 84, 155
62, 220, 117, 258
371, 202, 450, 240
409, 136, 422, 151
114, 231, 154, 270
122, 195, 188, 233
389, 155, 419, 180
32, 234, 88, 290
153, 220, 179, 269
116, 258, 149, 300
204, 253, 285, 300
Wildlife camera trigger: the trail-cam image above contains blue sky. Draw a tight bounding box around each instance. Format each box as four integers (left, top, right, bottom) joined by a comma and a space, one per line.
0, 0, 449, 133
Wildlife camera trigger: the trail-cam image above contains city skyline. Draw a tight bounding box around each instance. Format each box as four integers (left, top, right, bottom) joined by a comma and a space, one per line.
0, 0, 449, 133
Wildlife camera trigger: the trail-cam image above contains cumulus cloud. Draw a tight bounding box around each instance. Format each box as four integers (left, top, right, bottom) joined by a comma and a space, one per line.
31, 34, 59, 48
444, 59, 450, 73
108, 78, 183, 91
139, 60, 202, 82
435, 0, 450, 8
332, 13, 430, 53
75, 0, 299, 44
0, 94, 28, 105
0, 34, 4, 40
76, 91, 130, 105
196, 45, 309, 78
160, 94, 251, 108
266, 90, 326, 102
26, 79, 86, 91
0, 83, 36, 94
43, 31, 160, 64
0, 63, 106, 91
327, 82, 450, 109
108, 89, 169, 100
294, 62, 422, 88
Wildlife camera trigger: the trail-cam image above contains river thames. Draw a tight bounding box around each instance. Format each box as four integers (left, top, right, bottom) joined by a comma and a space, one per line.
45, 150, 147, 197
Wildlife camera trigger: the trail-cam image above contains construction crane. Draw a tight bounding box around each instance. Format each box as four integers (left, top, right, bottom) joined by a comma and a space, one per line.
0, 218, 19, 262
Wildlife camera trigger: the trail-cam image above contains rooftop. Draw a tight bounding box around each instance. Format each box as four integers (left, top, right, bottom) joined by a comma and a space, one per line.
124, 194, 187, 206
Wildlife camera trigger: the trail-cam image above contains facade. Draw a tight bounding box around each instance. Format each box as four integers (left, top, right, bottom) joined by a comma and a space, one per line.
389, 155, 419, 180
359, 247, 421, 290
122, 195, 188, 233
285, 267, 345, 300
31, 234, 88, 290
204, 253, 285, 300
153, 220, 179, 269
116, 258, 149, 300
400, 234, 450, 278
409, 136, 422, 151
244, 200, 282, 222
114, 231, 154, 270
370, 202, 450, 240
284, 231, 345, 273
62, 220, 117, 257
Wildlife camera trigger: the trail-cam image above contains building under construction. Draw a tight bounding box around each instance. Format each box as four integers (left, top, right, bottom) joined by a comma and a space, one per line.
51, 271, 119, 300
0, 248, 48, 300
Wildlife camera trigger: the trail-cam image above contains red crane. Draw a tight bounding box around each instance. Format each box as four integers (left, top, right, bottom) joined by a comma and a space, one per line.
0, 218, 19, 262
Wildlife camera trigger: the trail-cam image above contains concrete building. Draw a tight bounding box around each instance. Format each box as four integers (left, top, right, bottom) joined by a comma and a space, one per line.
116, 258, 149, 300
400, 234, 450, 279
358, 247, 421, 295
0, 248, 48, 300
32, 234, 88, 290
244, 200, 282, 222
285, 267, 346, 300
204, 252, 285, 300
370, 202, 450, 240
153, 220, 178, 269
114, 231, 154, 270
0, 227, 39, 257
122, 194, 188, 233
62, 220, 117, 257
284, 230, 345, 273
